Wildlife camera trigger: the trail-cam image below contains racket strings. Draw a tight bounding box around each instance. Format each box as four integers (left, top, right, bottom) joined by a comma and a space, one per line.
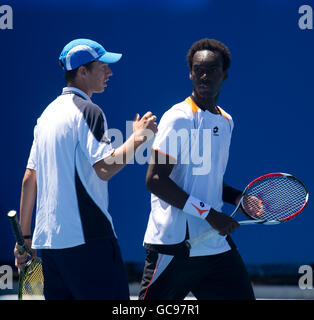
22, 258, 44, 298
244, 176, 307, 221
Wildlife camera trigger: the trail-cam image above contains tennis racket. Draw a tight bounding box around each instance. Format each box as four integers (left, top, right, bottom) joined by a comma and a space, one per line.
8, 210, 44, 300
185, 173, 309, 249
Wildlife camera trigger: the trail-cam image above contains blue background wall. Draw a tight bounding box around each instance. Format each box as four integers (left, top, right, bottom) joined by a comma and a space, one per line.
1, 0, 313, 266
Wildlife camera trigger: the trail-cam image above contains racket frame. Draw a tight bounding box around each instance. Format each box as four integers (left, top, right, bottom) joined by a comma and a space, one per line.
244, 172, 309, 222
185, 172, 309, 249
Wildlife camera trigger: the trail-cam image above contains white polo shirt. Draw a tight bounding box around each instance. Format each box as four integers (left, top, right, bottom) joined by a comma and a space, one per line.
143, 97, 234, 256
27, 87, 116, 249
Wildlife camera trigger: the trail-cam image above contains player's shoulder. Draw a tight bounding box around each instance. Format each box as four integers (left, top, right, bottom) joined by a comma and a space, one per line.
217, 105, 233, 121
72, 95, 105, 125
157, 100, 195, 131
217, 105, 234, 131
162, 99, 195, 121
73, 95, 102, 115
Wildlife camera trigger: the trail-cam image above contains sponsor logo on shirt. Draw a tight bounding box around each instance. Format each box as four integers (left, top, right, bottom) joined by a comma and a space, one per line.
213, 126, 219, 136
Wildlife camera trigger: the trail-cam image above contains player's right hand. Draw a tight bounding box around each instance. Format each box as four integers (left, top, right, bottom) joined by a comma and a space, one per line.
133, 112, 158, 142
14, 239, 36, 270
205, 209, 239, 236
14, 245, 28, 270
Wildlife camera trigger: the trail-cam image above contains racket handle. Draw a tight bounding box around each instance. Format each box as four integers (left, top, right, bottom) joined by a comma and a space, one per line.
185, 228, 218, 249
7, 210, 26, 254
185, 219, 281, 249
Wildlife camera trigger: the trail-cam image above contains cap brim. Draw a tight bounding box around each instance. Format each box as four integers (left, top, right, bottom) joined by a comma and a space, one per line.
98, 51, 122, 63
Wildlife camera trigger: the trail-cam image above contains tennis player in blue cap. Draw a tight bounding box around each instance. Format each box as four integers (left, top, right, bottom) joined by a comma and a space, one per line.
14, 39, 157, 300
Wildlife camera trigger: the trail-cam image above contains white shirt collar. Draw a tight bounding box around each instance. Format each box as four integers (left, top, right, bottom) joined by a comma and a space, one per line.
62, 87, 91, 101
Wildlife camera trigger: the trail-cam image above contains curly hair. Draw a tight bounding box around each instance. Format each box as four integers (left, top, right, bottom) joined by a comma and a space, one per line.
186, 38, 231, 71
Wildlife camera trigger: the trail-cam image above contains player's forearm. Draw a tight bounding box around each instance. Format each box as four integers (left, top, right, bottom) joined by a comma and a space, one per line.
94, 133, 144, 181
222, 182, 242, 205
19, 169, 37, 235
112, 132, 144, 165
146, 173, 189, 209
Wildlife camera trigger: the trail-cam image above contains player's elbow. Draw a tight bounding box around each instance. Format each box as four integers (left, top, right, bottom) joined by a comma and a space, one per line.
93, 161, 113, 181
22, 169, 37, 189
146, 173, 160, 194
96, 171, 112, 181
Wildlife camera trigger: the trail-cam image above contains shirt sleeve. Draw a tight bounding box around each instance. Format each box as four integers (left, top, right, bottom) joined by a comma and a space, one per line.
78, 102, 114, 165
152, 109, 191, 161
26, 125, 37, 170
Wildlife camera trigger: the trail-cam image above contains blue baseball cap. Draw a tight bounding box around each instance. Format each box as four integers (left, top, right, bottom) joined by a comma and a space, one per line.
59, 38, 122, 71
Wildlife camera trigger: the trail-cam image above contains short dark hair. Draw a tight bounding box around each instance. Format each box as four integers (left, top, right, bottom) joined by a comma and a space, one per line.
186, 38, 231, 71
59, 60, 95, 83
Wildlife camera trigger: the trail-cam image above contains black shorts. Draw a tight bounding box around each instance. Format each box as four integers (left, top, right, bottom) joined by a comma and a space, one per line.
139, 248, 255, 300
40, 238, 129, 300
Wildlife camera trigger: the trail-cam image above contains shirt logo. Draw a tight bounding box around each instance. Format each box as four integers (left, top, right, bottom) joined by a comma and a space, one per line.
213, 126, 219, 136
191, 203, 208, 216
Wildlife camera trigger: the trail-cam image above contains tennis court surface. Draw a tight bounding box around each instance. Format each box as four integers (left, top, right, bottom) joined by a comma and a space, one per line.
1, 282, 314, 300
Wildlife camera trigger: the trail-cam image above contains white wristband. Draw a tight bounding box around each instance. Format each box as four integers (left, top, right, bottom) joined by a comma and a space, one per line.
183, 195, 210, 219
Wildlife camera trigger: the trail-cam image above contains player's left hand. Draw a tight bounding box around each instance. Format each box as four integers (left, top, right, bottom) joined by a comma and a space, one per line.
242, 195, 264, 218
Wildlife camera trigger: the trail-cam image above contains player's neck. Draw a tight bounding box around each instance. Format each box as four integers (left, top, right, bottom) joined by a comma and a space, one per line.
67, 80, 93, 98
191, 93, 220, 114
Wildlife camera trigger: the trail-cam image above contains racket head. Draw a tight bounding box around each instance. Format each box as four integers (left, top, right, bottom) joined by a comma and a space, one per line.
19, 257, 44, 300
240, 173, 309, 223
